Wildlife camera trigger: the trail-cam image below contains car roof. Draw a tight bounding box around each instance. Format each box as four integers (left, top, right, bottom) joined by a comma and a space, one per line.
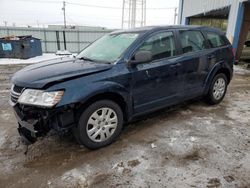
111, 25, 224, 35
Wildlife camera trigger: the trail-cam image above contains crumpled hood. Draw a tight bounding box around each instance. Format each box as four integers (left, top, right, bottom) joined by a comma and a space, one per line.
11, 57, 112, 88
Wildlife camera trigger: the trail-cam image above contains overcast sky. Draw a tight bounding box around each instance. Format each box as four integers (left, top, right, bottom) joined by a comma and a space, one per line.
0, 0, 179, 29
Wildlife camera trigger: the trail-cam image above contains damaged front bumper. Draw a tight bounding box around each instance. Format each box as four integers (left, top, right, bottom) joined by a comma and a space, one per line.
12, 104, 76, 145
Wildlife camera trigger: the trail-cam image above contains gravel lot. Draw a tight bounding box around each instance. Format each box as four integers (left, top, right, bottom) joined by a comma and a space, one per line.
0, 64, 250, 188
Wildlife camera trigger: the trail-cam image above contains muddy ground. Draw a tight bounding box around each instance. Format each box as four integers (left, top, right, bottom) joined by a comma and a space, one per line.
0, 64, 250, 188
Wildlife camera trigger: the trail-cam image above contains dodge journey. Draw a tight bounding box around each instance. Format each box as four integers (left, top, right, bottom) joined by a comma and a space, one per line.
10, 26, 234, 149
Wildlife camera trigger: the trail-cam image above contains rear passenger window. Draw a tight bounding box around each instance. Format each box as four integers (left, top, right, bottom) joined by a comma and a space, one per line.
180, 30, 206, 53
137, 31, 176, 61
206, 32, 226, 48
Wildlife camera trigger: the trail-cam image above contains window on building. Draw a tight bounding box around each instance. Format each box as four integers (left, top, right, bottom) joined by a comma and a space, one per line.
179, 30, 206, 53
137, 31, 176, 61
206, 32, 227, 48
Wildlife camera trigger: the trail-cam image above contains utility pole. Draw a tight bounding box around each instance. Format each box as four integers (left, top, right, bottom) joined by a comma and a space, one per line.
36, 20, 40, 28
141, 0, 146, 26
174, 7, 178, 25
122, 0, 146, 29
3, 21, 7, 27
61, 1, 67, 50
121, 0, 125, 28
131, 0, 136, 28
62, 1, 67, 28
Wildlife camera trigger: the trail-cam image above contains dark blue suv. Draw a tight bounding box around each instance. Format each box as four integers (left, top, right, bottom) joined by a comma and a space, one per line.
10, 26, 234, 149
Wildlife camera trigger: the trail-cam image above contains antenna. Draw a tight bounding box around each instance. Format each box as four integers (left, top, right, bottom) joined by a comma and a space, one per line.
122, 0, 146, 29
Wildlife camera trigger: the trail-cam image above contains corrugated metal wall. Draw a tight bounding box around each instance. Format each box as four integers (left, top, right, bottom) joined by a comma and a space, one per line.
182, 0, 233, 18
179, 0, 249, 46
179, 0, 249, 24
0, 27, 113, 53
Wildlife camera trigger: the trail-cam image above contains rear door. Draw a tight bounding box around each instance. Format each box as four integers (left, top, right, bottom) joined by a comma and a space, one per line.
203, 30, 234, 67
176, 29, 212, 97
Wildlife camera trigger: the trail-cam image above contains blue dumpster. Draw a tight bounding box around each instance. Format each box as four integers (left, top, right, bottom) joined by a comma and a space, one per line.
0, 35, 42, 59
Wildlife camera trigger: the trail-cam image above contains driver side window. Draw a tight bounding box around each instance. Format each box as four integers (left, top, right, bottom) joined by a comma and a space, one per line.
136, 31, 176, 61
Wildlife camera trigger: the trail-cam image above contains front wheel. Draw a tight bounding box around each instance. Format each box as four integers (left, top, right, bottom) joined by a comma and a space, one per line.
73, 100, 123, 149
206, 73, 228, 105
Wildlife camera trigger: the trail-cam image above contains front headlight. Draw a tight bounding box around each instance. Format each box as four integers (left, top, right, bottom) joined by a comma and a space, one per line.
18, 89, 64, 107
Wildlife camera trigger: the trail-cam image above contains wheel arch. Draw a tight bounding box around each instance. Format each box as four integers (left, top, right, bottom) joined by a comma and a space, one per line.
75, 91, 130, 123
204, 63, 232, 94
214, 68, 231, 84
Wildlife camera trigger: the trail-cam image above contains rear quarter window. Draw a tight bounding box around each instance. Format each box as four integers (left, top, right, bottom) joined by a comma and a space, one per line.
205, 31, 228, 48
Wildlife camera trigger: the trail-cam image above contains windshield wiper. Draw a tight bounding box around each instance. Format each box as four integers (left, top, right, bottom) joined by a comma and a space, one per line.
78, 56, 95, 62
78, 56, 112, 64
78, 57, 112, 64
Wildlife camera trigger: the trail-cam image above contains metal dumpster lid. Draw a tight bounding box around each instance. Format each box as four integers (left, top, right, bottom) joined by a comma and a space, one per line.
0, 35, 41, 41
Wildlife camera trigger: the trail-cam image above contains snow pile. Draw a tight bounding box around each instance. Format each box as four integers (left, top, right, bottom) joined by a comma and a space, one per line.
0, 53, 71, 65
234, 65, 250, 75
55, 50, 72, 56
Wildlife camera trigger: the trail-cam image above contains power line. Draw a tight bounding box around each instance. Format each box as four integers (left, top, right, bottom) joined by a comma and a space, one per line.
17, 0, 61, 3
6, 0, 178, 28
146, 7, 177, 10
36, 1, 177, 10
66, 2, 121, 9
17, 0, 177, 10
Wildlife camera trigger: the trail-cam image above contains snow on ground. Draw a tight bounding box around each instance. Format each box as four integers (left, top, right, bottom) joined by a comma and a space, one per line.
0, 53, 72, 65
0, 62, 250, 187
234, 64, 250, 75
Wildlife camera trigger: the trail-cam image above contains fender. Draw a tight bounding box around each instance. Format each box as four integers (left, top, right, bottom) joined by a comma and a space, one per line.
78, 81, 131, 105
78, 82, 133, 120
54, 81, 130, 104
203, 61, 232, 94
49, 80, 133, 117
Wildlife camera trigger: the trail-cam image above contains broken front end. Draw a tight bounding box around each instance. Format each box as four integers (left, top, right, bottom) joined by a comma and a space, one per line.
10, 85, 75, 144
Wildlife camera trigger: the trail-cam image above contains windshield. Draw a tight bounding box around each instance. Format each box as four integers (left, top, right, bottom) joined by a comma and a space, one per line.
77, 33, 139, 63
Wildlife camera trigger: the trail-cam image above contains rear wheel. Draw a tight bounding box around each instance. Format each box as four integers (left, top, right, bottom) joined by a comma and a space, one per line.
73, 100, 123, 149
206, 73, 228, 105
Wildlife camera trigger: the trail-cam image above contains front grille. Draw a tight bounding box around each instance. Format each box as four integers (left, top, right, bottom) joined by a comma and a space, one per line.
10, 85, 24, 104
13, 85, 24, 93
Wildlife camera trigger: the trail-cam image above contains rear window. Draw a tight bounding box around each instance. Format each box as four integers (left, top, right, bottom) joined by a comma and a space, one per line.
205, 31, 227, 48
179, 30, 206, 54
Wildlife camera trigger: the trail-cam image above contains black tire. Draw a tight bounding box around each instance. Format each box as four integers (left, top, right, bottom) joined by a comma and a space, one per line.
73, 100, 123, 149
206, 73, 228, 105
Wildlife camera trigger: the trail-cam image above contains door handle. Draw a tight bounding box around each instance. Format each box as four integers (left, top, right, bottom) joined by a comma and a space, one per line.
207, 54, 215, 60
170, 63, 181, 68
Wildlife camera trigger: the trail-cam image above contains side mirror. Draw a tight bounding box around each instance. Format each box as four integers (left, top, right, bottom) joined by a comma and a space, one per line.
129, 50, 152, 66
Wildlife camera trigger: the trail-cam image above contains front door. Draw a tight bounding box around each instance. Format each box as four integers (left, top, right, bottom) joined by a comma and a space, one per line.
129, 31, 183, 114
